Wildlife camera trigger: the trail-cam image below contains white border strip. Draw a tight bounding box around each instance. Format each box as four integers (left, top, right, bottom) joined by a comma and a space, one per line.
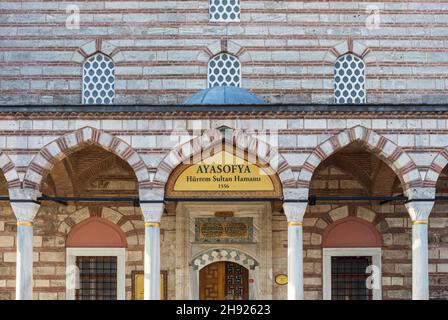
66, 247, 126, 300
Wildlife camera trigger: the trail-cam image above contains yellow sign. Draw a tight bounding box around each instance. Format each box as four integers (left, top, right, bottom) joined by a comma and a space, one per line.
275, 274, 288, 285
132, 271, 167, 300
173, 151, 275, 192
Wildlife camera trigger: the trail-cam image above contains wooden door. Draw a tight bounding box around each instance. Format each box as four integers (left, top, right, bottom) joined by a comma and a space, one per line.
200, 261, 226, 300
199, 261, 249, 300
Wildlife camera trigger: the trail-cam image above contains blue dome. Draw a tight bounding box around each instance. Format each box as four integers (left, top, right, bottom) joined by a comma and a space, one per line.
184, 86, 264, 105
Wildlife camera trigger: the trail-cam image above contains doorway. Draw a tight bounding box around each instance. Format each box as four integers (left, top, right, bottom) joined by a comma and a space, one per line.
199, 261, 249, 300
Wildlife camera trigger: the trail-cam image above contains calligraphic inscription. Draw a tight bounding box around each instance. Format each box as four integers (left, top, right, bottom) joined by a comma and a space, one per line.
195, 217, 253, 243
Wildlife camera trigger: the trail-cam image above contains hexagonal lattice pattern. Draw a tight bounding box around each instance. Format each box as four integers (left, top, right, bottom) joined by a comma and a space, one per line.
83, 53, 115, 104
209, 0, 240, 22
334, 54, 366, 104
208, 53, 241, 88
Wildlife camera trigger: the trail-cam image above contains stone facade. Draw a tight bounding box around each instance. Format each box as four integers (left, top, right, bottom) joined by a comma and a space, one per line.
2, 1, 448, 104
0, 111, 447, 299
1, 0, 448, 301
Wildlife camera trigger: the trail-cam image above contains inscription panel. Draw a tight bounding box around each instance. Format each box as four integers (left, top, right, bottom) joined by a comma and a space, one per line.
195, 217, 253, 243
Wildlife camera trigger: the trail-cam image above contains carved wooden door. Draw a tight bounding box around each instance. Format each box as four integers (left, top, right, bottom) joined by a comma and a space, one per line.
225, 262, 249, 300
200, 261, 226, 300
199, 262, 248, 300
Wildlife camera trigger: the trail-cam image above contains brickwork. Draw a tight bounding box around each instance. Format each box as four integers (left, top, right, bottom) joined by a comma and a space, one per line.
0, 204, 177, 300
2, 1, 448, 104
0, 114, 447, 299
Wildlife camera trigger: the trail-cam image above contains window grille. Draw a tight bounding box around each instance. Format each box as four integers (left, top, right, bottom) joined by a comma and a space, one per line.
75, 256, 117, 300
83, 53, 115, 104
209, 0, 241, 22
331, 256, 372, 300
208, 53, 241, 88
334, 54, 366, 104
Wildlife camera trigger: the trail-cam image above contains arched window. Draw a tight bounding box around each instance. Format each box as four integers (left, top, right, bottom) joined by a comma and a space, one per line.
208, 53, 241, 88
334, 54, 365, 104
322, 216, 382, 300
66, 217, 127, 300
209, 0, 240, 22
83, 53, 115, 104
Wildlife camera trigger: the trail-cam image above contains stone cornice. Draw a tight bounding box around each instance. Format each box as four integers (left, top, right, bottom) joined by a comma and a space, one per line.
0, 104, 448, 119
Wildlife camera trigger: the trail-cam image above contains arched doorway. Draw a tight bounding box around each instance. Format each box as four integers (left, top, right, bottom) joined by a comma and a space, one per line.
162, 137, 284, 300
192, 248, 259, 300
165, 140, 283, 300
199, 261, 249, 300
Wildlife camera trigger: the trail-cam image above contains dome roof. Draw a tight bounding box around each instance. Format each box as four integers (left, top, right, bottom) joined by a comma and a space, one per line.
184, 86, 264, 105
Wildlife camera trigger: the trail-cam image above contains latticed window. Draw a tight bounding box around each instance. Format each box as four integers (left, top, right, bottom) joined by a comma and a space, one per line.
331, 256, 372, 300
83, 53, 115, 104
209, 0, 240, 22
334, 54, 365, 104
208, 53, 241, 88
76, 256, 117, 300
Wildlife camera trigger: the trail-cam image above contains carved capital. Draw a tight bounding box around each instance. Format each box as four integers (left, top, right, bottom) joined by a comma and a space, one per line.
404, 187, 435, 221
283, 202, 308, 223
8, 188, 41, 222
140, 202, 164, 223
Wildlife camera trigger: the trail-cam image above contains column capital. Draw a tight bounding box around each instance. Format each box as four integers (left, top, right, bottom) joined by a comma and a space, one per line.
283, 202, 308, 223
404, 187, 435, 221
140, 202, 164, 223
8, 188, 41, 223
139, 188, 164, 223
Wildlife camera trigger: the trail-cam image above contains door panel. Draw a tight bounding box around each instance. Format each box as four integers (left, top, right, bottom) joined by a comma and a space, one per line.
225, 262, 248, 300
199, 261, 249, 300
199, 261, 225, 300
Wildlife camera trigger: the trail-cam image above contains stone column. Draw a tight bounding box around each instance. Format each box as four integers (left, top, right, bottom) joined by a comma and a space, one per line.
9, 189, 41, 300
140, 200, 164, 300
405, 188, 435, 300
283, 202, 308, 300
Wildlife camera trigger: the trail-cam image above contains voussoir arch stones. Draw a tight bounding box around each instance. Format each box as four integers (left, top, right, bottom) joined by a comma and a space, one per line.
152, 128, 296, 192
298, 126, 422, 191
0, 152, 20, 189
191, 248, 259, 271
424, 147, 448, 188
23, 127, 150, 191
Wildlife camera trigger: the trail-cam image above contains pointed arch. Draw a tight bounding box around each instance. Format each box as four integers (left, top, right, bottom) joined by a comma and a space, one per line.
153, 128, 296, 194
298, 126, 422, 191
23, 127, 150, 191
